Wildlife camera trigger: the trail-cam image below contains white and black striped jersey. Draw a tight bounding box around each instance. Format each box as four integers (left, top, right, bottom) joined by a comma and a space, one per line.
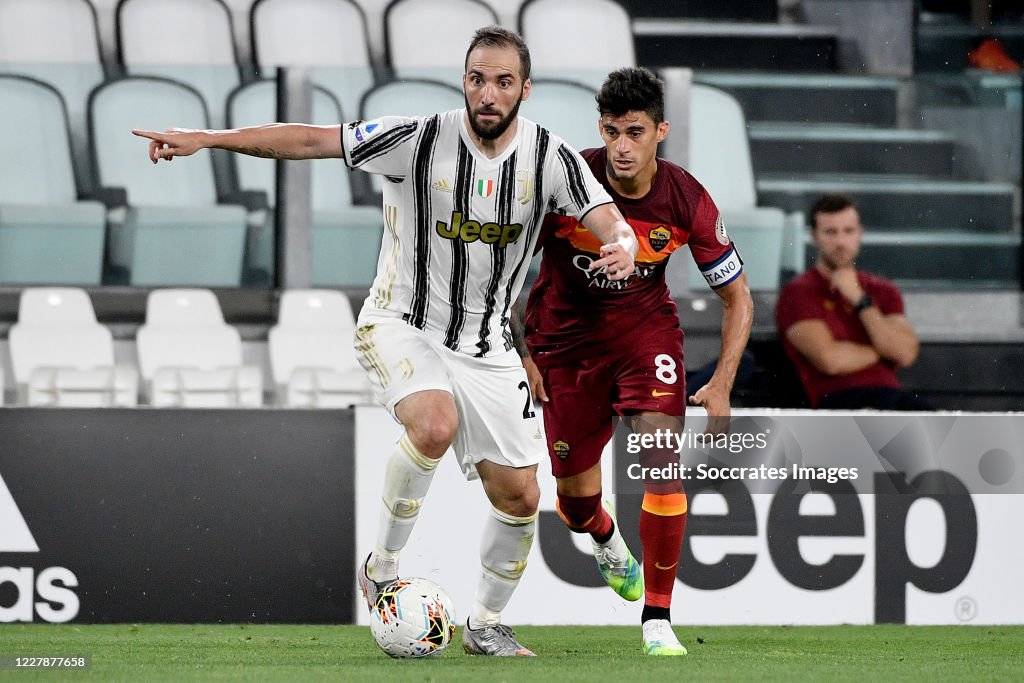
341, 109, 612, 357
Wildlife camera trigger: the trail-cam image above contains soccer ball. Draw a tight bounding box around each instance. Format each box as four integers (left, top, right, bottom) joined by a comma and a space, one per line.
369, 578, 457, 658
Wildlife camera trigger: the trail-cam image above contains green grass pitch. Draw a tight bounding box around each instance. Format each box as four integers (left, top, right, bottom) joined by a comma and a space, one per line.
1, 624, 1022, 681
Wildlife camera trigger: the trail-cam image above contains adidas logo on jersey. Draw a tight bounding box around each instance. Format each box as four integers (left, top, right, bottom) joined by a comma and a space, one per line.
436, 211, 523, 248
431, 178, 453, 193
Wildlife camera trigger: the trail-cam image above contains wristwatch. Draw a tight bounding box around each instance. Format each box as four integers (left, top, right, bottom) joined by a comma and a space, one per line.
853, 294, 874, 313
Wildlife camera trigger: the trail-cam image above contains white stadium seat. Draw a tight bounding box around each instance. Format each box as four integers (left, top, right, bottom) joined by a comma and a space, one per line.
137, 289, 263, 407
269, 289, 371, 407
9, 288, 138, 406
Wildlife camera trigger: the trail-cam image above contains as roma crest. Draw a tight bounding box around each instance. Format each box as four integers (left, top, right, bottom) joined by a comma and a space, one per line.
553, 440, 570, 460
649, 226, 671, 252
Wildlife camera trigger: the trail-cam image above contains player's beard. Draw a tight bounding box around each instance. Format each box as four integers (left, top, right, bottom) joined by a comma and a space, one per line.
466, 91, 523, 140
606, 158, 632, 183
821, 247, 857, 271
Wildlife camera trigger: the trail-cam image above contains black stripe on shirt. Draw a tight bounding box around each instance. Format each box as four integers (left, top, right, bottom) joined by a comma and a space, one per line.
556, 143, 590, 212
404, 114, 440, 329
495, 126, 550, 350
475, 151, 518, 356
443, 138, 474, 349
349, 121, 419, 167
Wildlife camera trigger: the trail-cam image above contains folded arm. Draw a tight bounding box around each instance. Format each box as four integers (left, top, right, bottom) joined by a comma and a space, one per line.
785, 319, 882, 376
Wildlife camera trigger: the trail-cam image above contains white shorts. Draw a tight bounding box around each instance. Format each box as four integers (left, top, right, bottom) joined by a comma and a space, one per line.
354, 317, 545, 480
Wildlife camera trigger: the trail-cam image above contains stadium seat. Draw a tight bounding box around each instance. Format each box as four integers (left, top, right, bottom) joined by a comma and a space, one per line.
8, 288, 138, 406
385, 0, 498, 87
117, 0, 240, 127
521, 79, 600, 153
0, 76, 106, 286
227, 80, 383, 286
687, 84, 786, 291
360, 78, 464, 120
488, 0, 527, 27
0, 0, 106, 191
136, 289, 263, 407
268, 289, 371, 406
359, 78, 463, 193
90, 76, 248, 287
519, 0, 634, 90
251, 0, 376, 114
117, 0, 242, 192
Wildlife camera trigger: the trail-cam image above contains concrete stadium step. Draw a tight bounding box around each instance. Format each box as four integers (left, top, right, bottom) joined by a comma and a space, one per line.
621, 0, 778, 22
693, 73, 901, 126
749, 124, 959, 177
854, 232, 1021, 287
758, 175, 1018, 232
634, 20, 838, 72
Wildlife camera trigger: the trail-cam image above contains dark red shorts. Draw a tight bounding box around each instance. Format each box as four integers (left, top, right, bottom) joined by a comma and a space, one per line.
538, 325, 685, 478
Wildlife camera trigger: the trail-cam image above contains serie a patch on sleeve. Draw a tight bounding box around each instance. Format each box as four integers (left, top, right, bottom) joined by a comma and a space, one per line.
699, 247, 744, 289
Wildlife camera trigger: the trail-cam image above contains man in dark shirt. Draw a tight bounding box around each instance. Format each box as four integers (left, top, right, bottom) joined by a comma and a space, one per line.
776, 193, 930, 410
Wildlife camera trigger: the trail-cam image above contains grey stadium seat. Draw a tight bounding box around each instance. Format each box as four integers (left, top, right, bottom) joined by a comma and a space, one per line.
385, 0, 499, 88
228, 80, 383, 286
91, 76, 248, 286
0, 76, 106, 285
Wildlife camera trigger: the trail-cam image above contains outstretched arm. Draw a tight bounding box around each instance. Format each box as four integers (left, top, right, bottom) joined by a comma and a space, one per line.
132, 124, 343, 164
579, 203, 638, 281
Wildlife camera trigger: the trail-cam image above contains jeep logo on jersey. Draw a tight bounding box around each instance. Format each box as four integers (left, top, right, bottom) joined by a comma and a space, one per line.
0, 472, 80, 623
649, 226, 671, 252
436, 211, 523, 248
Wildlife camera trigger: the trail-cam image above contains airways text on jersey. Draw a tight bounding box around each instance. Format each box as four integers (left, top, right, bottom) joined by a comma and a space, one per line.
436, 211, 524, 249
572, 253, 659, 290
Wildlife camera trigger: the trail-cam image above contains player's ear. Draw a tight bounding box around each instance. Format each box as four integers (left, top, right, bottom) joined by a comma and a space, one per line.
656, 120, 670, 143
521, 78, 531, 102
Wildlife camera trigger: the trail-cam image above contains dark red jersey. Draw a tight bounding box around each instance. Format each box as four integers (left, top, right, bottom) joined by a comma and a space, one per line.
525, 147, 738, 364
776, 268, 904, 407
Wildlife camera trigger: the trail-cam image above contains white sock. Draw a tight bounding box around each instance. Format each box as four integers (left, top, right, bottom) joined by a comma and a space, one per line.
368, 433, 440, 582
469, 506, 537, 628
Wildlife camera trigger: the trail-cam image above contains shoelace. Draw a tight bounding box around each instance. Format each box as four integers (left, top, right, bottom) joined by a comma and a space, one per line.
493, 624, 517, 640
594, 545, 627, 576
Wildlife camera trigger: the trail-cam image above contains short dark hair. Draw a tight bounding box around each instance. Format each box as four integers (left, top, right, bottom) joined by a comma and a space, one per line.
465, 25, 531, 81
596, 67, 665, 124
808, 193, 857, 230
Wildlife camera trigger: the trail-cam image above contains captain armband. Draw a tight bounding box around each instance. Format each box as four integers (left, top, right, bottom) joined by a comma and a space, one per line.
698, 247, 744, 289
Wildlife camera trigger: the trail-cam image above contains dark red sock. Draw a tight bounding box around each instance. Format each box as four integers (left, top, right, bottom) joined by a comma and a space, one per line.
556, 492, 612, 540
639, 492, 688, 609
